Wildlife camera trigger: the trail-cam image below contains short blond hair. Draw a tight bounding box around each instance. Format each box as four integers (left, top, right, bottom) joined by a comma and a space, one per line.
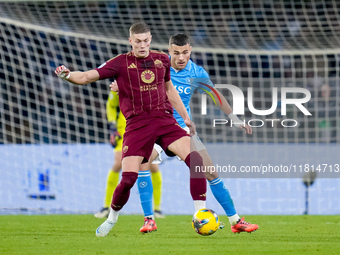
129, 22, 150, 36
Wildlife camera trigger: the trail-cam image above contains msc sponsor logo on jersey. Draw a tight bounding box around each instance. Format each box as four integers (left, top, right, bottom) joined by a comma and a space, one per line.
141, 70, 155, 84
154, 59, 163, 68
174, 85, 191, 94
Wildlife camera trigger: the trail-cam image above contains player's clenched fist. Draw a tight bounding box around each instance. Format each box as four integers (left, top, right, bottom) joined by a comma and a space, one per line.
109, 122, 121, 148
55, 65, 71, 80
110, 81, 119, 92
240, 124, 252, 135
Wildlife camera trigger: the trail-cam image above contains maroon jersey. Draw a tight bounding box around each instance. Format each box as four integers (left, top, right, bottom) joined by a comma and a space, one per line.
95, 50, 173, 119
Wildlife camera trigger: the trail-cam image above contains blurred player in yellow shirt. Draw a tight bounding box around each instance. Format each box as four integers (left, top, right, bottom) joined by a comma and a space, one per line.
94, 91, 164, 218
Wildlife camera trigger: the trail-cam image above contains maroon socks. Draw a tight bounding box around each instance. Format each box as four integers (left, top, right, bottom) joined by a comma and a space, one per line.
185, 151, 207, 201
111, 172, 138, 211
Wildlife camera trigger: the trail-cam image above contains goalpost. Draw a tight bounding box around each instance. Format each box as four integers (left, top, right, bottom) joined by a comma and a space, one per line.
1, 0, 340, 214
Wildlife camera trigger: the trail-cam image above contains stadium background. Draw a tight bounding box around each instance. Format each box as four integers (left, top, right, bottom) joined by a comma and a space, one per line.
0, 0, 339, 215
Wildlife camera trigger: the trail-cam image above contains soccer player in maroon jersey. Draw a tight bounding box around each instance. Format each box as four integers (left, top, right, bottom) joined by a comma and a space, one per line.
55, 22, 206, 237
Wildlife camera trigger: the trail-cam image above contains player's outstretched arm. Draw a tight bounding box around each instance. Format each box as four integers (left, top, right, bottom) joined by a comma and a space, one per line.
55, 65, 100, 85
214, 89, 232, 115
165, 80, 195, 135
213, 89, 252, 135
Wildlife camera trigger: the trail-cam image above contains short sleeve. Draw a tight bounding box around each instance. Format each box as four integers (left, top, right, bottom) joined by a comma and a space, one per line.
164, 56, 171, 82
199, 66, 210, 79
95, 55, 121, 80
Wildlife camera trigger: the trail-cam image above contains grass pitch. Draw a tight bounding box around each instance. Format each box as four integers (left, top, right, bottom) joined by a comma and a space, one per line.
0, 215, 339, 255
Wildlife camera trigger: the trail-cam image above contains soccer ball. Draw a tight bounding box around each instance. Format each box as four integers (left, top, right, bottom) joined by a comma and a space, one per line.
192, 208, 220, 236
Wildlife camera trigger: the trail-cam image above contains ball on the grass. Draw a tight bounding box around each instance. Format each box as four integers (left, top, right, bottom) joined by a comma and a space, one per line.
192, 208, 220, 236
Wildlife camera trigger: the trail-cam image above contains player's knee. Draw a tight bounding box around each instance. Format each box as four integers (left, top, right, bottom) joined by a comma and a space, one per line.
150, 164, 159, 173
140, 162, 151, 171
112, 160, 122, 171
112, 167, 121, 173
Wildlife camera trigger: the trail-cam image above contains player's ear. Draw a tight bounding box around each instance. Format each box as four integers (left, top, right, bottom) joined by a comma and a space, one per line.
168, 44, 173, 55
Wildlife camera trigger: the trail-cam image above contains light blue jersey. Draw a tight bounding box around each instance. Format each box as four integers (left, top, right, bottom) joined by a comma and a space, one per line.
170, 59, 213, 128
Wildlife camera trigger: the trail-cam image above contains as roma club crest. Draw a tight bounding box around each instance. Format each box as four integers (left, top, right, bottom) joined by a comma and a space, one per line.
154, 59, 163, 68
141, 70, 155, 84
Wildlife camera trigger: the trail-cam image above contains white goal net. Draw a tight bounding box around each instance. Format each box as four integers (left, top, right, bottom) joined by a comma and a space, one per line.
1, 0, 339, 144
